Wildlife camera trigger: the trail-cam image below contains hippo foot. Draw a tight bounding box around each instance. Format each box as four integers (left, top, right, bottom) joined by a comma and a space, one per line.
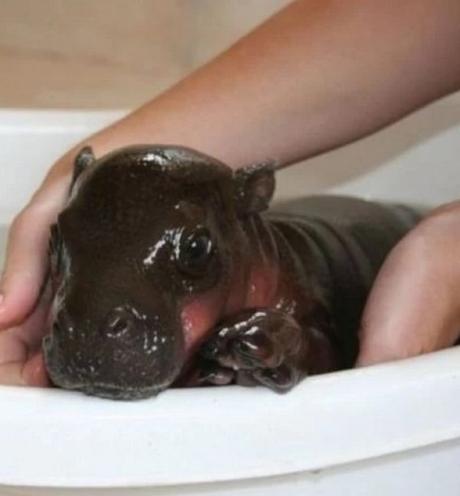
197, 308, 310, 392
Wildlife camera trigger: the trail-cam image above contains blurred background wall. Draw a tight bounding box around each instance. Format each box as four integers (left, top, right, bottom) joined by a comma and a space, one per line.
0, 0, 290, 109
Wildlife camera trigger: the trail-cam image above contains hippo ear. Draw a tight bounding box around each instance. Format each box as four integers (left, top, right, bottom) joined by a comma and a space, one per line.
233, 162, 276, 215
69, 146, 95, 193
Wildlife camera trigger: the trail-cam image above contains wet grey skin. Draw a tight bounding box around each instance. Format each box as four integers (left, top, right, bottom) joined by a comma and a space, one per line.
43, 145, 420, 400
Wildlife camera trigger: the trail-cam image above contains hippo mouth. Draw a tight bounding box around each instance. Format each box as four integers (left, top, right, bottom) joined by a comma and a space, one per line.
45, 369, 170, 401
69, 382, 167, 401
42, 335, 174, 400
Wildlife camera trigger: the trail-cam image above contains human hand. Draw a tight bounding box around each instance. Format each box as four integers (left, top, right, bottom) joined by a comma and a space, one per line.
0, 147, 82, 386
357, 201, 460, 366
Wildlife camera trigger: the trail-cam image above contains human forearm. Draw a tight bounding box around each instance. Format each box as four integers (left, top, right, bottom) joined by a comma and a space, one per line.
85, 0, 460, 169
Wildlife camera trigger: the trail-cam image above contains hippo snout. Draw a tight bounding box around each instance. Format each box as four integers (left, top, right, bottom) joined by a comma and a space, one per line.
43, 304, 184, 400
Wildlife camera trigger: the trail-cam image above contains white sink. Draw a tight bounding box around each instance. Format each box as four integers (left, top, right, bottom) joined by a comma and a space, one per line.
0, 96, 459, 495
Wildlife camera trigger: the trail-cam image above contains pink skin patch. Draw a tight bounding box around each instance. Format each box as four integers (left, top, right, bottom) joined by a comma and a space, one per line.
181, 285, 232, 357
244, 266, 279, 309
180, 262, 280, 360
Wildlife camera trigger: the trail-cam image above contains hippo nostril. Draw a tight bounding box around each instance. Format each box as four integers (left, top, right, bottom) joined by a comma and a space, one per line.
104, 306, 137, 338
107, 316, 130, 337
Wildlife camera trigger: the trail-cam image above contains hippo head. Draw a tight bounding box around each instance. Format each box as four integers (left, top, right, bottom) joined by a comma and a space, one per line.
43, 145, 274, 399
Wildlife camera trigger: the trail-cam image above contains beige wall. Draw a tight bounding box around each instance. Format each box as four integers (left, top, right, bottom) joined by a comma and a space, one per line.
0, 0, 290, 109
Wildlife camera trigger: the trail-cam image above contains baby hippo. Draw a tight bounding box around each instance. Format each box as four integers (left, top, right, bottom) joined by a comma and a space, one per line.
43, 145, 418, 399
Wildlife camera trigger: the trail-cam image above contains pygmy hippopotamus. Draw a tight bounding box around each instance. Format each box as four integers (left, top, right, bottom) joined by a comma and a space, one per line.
43, 145, 419, 399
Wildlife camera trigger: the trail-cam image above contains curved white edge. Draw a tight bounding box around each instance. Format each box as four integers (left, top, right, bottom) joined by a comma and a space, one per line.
0, 347, 459, 488
0, 109, 127, 133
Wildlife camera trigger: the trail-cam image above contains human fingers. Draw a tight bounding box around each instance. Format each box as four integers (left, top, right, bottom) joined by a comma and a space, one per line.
0, 282, 52, 386
0, 163, 71, 329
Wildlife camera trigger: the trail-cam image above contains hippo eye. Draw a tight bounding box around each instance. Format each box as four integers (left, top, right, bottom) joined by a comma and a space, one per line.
177, 228, 214, 276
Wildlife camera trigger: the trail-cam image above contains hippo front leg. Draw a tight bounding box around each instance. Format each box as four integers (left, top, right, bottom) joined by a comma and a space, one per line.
195, 309, 337, 392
